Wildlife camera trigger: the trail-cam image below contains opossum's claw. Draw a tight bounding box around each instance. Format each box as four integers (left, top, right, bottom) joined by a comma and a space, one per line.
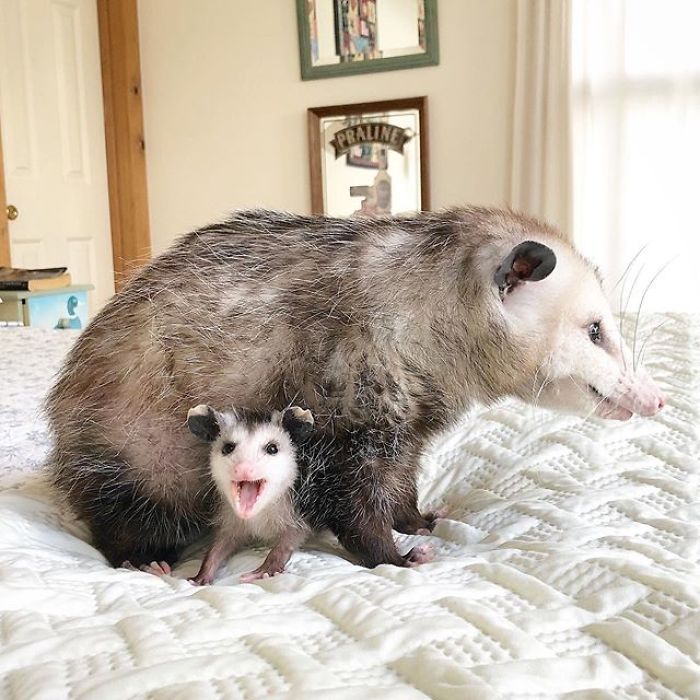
427, 508, 449, 524
404, 544, 434, 567
416, 508, 449, 534
240, 564, 285, 583
139, 560, 172, 577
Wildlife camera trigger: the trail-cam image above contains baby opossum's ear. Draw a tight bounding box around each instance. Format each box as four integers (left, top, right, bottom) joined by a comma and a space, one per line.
281, 406, 315, 445
494, 241, 556, 298
187, 404, 220, 442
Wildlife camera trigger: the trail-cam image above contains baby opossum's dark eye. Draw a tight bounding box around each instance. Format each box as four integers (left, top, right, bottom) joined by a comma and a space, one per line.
221, 442, 235, 455
265, 442, 279, 455
588, 321, 602, 344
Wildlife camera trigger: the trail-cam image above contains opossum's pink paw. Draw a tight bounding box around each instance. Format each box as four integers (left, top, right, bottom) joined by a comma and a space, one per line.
240, 565, 285, 583
121, 560, 139, 571
404, 544, 434, 567
139, 561, 172, 577
188, 574, 213, 586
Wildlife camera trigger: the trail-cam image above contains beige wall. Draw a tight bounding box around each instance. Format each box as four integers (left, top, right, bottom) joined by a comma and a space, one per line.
138, 0, 516, 254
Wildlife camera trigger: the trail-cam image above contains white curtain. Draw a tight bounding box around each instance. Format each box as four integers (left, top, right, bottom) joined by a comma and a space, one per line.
571, 0, 700, 312
512, 0, 700, 312
510, 0, 572, 236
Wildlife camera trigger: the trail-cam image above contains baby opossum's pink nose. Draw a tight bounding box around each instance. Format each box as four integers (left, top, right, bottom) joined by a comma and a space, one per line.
233, 461, 257, 481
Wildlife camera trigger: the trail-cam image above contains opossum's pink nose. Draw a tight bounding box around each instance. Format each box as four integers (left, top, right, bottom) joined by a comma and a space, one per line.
233, 461, 257, 481
613, 371, 665, 418
635, 388, 666, 417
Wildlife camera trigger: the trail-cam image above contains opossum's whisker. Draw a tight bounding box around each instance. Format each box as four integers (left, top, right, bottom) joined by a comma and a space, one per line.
530, 352, 554, 411
580, 381, 608, 422
619, 259, 646, 371
636, 319, 672, 370
617, 259, 636, 372
613, 244, 648, 292
632, 257, 675, 371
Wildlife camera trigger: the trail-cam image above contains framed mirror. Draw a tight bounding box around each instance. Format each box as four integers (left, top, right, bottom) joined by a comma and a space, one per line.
297, 1, 439, 80
308, 97, 430, 216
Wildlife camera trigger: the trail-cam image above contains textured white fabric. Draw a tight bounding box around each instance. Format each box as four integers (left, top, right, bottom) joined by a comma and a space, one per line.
0, 318, 698, 699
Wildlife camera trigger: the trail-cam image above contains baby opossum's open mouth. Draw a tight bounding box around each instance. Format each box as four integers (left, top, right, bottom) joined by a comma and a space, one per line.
232, 479, 267, 519
588, 385, 633, 421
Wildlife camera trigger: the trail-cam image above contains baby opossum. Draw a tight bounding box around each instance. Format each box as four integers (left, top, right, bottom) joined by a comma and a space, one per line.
175, 404, 432, 583
186, 404, 314, 585
45, 208, 665, 570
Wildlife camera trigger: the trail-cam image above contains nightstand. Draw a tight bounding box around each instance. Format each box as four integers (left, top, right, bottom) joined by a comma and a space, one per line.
0, 285, 93, 329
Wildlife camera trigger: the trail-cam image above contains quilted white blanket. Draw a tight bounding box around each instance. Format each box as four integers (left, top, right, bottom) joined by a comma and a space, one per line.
0, 317, 698, 699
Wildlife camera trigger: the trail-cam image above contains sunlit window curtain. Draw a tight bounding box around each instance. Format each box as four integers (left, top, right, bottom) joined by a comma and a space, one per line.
571, 0, 700, 312
510, 0, 572, 236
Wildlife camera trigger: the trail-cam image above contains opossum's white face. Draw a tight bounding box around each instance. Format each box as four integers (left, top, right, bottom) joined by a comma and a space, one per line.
210, 422, 297, 520
187, 406, 313, 520
497, 240, 665, 420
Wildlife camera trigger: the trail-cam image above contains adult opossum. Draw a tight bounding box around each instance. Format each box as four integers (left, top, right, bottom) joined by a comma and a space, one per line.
46, 208, 665, 568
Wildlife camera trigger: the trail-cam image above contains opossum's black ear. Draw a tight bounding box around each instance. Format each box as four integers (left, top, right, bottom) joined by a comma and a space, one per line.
282, 407, 315, 445
494, 241, 556, 297
187, 405, 220, 442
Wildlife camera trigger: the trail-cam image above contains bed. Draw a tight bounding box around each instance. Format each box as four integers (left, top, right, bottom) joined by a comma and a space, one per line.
0, 317, 698, 699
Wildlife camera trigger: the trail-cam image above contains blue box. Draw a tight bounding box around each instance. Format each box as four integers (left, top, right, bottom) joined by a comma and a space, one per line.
0, 285, 93, 329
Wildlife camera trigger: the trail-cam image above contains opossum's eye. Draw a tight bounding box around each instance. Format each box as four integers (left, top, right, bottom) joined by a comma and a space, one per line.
265, 442, 279, 455
221, 442, 235, 455
588, 321, 602, 344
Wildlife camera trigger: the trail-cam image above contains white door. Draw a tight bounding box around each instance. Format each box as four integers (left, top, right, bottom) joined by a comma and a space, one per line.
0, 0, 115, 313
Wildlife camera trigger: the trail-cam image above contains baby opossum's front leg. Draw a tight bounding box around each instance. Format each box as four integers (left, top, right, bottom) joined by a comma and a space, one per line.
190, 529, 241, 586
240, 525, 309, 583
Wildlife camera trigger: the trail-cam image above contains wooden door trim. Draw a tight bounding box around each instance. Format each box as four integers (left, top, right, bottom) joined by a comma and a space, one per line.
0, 119, 9, 266
0, 0, 151, 286
97, 0, 151, 290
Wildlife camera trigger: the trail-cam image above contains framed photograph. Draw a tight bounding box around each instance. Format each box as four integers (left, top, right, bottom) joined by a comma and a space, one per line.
346, 141, 388, 170
307, 97, 430, 217
297, 0, 439, 80
342, 116, 389, 169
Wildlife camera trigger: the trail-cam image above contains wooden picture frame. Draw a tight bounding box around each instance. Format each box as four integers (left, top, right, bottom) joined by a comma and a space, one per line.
308, 97, 430, 215
297, 0, 439, 81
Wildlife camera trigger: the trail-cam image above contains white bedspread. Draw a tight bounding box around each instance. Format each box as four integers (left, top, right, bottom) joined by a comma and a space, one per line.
0, 317, 698, 699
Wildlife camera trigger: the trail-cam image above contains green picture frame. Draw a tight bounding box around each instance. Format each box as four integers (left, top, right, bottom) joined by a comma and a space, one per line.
297, 0, 439, 81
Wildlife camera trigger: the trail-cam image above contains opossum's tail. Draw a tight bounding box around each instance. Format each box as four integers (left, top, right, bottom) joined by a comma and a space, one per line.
49, 446, 208, 567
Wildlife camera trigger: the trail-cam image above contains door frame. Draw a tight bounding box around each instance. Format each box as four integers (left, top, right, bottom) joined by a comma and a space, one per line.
0, 119, 8, 267
0, 0, 151, 289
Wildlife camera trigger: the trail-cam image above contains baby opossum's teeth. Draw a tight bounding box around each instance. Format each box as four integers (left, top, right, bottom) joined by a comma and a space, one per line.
234, 480, 266, 518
